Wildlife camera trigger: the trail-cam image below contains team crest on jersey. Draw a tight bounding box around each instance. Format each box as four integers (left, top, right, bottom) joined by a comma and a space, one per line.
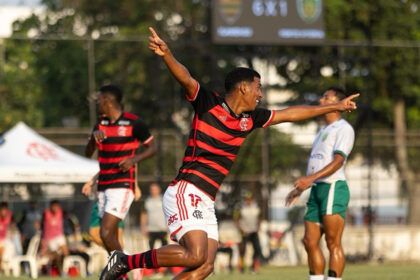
239, 117, 249, 131
297, 0, 322, 23
192, 210, 203, 219
218, 0, 243, 24
118, 126, 128, 136
322, 133, 328, 141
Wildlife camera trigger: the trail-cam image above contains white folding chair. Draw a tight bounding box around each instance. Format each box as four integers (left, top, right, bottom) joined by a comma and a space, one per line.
12, 233, 41, 278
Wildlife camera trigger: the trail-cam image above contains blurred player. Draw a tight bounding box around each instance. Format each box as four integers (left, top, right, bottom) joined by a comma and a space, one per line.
85, 84, 157, 257
285, 87, 355, 280
99, 27, 359, 280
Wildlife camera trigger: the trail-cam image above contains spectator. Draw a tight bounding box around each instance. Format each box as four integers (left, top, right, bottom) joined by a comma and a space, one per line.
140, 183, 168, 278
234, 193, 262, 273
17, 201, 41, 254
140, 183, 168, 250
0, 202, 13, 271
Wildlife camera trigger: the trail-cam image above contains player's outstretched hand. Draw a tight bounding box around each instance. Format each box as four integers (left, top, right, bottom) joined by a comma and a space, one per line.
148, 27, 169, 56
285, 188, 302, 207
338, 93, 360, 112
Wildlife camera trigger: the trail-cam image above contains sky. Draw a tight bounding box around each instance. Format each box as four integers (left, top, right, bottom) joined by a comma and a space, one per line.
0, 0, 43, 37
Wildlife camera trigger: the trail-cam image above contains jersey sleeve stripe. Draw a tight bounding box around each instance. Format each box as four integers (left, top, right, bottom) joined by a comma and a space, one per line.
185, 79, 200, 101
263, 110, 275, 128
142, 135, 154, 145
333, 150, 347, 159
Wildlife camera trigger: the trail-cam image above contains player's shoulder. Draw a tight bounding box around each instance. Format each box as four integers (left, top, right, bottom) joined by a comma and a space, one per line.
122, 112, 139, 120
338, 119, 354, 129
334, 119, 354, 135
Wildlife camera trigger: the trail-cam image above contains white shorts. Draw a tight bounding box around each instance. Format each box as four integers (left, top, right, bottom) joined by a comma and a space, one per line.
163, 180, 218, 242
98, 188, 134, 220
46, 235, 66, 252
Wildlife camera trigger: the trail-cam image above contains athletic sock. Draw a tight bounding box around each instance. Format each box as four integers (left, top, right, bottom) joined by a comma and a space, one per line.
327, 278, 341, 280
309, 275, 325, 280
126, 249, 159, 269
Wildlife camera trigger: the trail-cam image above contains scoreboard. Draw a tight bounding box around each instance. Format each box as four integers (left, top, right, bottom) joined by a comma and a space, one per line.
212, 0, 325, 45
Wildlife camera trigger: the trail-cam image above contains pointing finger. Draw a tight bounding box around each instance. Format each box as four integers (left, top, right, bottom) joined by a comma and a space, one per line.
149, 27, 159, 39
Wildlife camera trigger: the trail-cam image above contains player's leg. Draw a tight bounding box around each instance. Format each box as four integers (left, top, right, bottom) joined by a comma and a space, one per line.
238, 235, 247, 272
158, 231, 168, 246
172, 237, 218, 280
100, 213, 122, 252
323, 214, 345, 278
98, 189, 133, 253
321, 180, 350, 279
148, 232, 157, 250
250, 232, 262, 273
303, 185, 325, 278
303, 220, 324, 275
99, 230, 210, 280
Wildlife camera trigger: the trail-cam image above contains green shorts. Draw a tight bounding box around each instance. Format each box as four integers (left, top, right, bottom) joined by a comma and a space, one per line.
90, 201, 124, 228
304, 180, 350, 224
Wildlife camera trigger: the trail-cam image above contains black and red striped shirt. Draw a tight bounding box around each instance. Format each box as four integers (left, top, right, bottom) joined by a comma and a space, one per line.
171, 81, 275, 200
93, 112, 154, 192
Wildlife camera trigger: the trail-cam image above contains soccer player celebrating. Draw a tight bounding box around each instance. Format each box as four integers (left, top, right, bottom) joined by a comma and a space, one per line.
99, 27, 358, 280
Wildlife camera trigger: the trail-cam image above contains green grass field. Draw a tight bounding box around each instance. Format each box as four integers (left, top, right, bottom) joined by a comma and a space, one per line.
2, 264, 419, 280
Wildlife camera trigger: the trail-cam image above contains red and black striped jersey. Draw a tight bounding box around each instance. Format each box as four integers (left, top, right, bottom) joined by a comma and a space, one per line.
92, 112, 154, 192
171, 81, 275, 200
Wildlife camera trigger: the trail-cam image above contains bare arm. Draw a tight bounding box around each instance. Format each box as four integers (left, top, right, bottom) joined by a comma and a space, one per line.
148, 27, 197, 99
81, 172, 99, 195
294, 153, 345, 191
85, 136, 97, 157
119, 139, 157, 172
270, 93, 359, 125
285, 154, 345, 207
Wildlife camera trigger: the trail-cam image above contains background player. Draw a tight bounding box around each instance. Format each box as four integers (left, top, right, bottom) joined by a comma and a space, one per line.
285, 87, 355, 280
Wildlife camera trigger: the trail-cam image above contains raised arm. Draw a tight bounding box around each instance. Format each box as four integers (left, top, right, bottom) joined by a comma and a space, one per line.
148, 27, 197, 99
270, 93, 359, 125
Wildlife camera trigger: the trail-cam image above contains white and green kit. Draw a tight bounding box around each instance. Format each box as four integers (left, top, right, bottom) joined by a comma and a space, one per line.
304, 119, 355, 223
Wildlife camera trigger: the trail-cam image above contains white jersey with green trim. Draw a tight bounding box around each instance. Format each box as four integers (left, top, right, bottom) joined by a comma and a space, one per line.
306, 119, 354, 183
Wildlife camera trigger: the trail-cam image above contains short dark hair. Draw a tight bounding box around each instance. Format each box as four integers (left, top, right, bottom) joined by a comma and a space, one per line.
0, 202, 8, 208
326, 87, 346, 100
224, 67, 261, 93
99, 84, 123, 104
50, 199, 59, 206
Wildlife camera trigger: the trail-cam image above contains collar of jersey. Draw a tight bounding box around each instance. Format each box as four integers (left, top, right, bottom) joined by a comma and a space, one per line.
221, 101, 244, 119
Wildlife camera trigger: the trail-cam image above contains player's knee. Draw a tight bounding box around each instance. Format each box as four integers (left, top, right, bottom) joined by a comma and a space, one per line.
303, 236, 317, 250
325, 238, 341, 252
100, 226, 112, 242
199, 261, 214, 278
185, 250, 207, 268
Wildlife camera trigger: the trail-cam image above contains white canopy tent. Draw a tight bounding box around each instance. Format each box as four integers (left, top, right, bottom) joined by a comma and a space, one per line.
0, 122, 98, 183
